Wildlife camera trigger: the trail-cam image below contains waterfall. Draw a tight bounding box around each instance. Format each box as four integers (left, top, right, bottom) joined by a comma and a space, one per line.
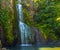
16, 0, 34, 46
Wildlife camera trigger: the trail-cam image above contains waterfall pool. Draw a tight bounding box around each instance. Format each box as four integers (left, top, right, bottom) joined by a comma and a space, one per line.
8, 46, 60, 50
8, 45, 38, 50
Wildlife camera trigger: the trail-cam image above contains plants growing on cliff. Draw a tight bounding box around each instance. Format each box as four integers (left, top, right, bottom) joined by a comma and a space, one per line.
0, 0, 14, 45
22, 0, 60, 41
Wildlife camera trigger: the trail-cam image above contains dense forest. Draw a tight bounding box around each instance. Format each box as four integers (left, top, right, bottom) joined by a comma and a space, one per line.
0, 0, 60, 48
22, 0, 60, 43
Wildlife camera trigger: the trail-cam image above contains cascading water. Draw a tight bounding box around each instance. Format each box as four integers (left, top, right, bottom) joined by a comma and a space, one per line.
16, 0, 35, 46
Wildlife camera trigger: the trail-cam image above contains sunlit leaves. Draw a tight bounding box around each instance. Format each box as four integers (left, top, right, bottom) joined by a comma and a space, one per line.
32, 0, 38, 3
26, 3, 30, 7
56, 17, 60, 21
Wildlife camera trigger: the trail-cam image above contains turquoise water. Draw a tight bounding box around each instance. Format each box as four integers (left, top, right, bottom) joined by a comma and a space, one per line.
8, 44, 60, 50
9, 46, 38, 50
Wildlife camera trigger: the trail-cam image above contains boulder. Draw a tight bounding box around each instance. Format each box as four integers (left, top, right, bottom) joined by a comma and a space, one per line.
2, 48, 6, 50
2, 48, 9, 50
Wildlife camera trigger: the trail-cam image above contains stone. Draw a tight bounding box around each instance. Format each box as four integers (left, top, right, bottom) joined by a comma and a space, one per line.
2, 48, 6, 50
2, 48, 10, 50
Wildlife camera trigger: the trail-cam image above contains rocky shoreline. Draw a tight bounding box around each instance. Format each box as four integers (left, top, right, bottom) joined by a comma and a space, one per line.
0, 40, 9, 50
1, 48, 9, 50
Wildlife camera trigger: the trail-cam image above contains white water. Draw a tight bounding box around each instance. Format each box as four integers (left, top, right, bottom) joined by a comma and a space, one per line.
16, 0, 34, 46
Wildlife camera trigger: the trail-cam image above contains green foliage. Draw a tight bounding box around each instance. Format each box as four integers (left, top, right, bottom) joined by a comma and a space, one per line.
23, 0, 60, 41
0, 1, 14, 44
34, 0, 60, 40
23, 7, 33, 26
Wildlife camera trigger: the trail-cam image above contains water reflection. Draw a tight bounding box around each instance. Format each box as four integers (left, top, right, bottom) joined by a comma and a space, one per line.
10, 46, 38, 50
9, 46, 60, 50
